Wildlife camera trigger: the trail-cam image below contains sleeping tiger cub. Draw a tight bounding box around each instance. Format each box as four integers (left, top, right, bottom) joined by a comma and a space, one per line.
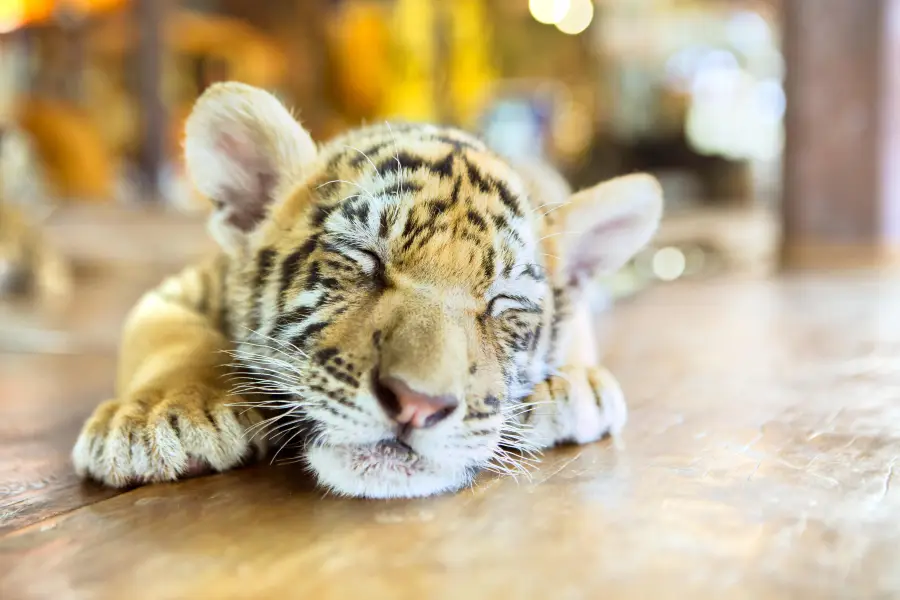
72, 82, 663, 498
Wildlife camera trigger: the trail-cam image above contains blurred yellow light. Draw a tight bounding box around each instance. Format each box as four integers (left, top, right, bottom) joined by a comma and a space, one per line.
652, 247, 686, 282
555, 0, 594, 35
0, 0, 113, 32
0, 0, 108, 33
70, 0, 126, 13
0, 0, 23, 33
529, 0, 570, 25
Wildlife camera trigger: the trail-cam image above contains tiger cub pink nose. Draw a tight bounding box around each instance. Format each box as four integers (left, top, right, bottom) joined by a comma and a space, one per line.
375, 376, 459, 428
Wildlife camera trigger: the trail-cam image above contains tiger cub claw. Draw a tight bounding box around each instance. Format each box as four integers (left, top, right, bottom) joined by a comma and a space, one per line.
72, 385, 266, 487
524, 365, 628, 449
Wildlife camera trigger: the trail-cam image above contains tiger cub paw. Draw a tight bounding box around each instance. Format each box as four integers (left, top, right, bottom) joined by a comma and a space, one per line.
72, 385, 267, 488
523, 365, 628, 449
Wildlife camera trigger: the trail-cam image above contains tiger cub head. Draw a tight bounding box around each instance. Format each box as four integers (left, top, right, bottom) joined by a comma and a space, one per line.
185, 82, 662, 498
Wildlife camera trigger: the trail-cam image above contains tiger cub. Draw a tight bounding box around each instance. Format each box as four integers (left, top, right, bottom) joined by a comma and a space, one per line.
72, 82, 662, 498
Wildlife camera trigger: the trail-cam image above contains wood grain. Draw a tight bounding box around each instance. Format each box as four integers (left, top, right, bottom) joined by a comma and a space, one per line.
1, 273, 899, 599
0, 354, 119, 534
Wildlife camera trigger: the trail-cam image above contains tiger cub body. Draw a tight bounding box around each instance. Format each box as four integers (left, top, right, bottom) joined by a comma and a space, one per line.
72, 83, 662, 498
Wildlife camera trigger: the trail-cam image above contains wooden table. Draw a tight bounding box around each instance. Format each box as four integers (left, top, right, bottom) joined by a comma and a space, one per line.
1, 272, 899, 599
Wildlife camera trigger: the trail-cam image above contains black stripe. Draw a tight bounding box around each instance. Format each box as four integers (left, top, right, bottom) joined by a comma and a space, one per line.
495, 180, 522, 217
430, 135, 482, 151
379, 210, 390, 239
464, 157, 522, 217
520, 400, 536, 424
429, 200, 450, 217
316, 347, 339, 364
320, 277, 340, 290
325, 150, 345, 172
323, 258, 352, 273
289, 321, 328, 350
449, 177, 462, 204
548, 287, 566, 358
376, 181, 422, 198
254, 248, 277, 289
521, 263, 546, 282
270, 306, 314, 336
491, 213, 524, 247
481, 246, 495, 280
503, 253, 515, 276
431, 153, 455, 179
278, 237, 317, 309
357, 202, 370, 221
342, 201, 370, 223
252, 248, 277, 329
400, 221, 431, 253
464, 410, 497, 421
305, 261, 322, 289
465, 157, 493, 194
401, 215, 420, 239
168, 414, 181, 436
467, 210, 488, 232
349, 141, 391, 169
204, 407, 219, 431
515, 369, 530, 388
377, 152, 427, 176
324, 365, 360, 388
311, 203, 338, 227
530, 324, 543, 352
377, 151, 459, 180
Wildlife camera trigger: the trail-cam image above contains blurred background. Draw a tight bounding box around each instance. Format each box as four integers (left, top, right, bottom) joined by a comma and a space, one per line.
0, 0, 894, 353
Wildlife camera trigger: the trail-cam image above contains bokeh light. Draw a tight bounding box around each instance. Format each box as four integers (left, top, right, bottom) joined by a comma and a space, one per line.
652, 247, 687, 282
529, 0, 571, 26
555, 0, 594, 35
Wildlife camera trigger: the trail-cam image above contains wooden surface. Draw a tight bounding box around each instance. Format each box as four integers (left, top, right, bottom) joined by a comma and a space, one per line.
1, 271, 900, 599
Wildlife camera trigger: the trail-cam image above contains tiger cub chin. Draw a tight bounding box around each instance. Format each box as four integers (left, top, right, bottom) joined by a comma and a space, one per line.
72, 82, 662, 499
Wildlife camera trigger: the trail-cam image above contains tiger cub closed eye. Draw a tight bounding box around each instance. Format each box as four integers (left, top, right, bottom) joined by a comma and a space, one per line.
72, 82, 663, 499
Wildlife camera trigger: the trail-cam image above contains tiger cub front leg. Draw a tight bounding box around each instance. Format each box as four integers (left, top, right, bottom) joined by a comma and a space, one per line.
521, 303, 627, 449
72, 384, 267, 488
72, 273, 267, 487
523, 365, 627, 449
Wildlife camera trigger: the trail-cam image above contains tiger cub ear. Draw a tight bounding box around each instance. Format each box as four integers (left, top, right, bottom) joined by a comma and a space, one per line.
543, 173, 663, 288
184, 81, 317, 248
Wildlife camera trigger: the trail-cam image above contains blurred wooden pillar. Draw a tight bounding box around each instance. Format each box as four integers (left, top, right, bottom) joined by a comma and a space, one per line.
7, 27, 33, 96
782, 0, 900, 268
60, 14, 85, 103
135, 0, 166, 200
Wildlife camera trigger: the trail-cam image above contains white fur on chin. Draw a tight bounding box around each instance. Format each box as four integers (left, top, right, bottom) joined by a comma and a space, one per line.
305, 444, 474, 499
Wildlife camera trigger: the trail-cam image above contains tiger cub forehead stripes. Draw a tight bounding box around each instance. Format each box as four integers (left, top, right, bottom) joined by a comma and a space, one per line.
239, 122, 546, 354
312, 122, 534, 282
